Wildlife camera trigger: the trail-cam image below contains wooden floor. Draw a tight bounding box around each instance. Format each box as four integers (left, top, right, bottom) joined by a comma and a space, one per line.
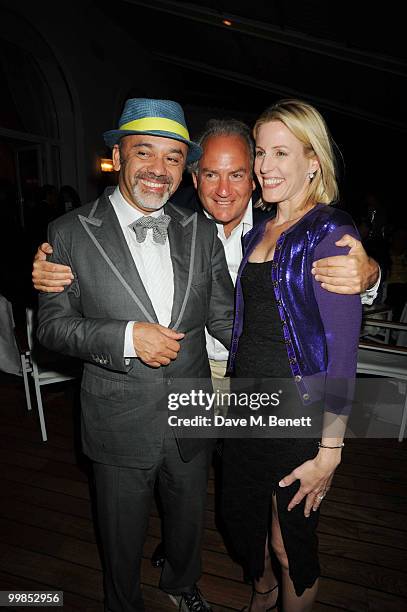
1, 375, 407, 612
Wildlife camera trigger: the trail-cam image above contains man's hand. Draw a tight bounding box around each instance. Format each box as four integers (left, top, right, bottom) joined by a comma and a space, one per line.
32, 243, 74, 292
312, 234, 380, 294
133, 322, 185, 368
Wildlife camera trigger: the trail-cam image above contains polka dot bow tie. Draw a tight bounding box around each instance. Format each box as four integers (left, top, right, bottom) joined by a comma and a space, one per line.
130, 214, 171, 245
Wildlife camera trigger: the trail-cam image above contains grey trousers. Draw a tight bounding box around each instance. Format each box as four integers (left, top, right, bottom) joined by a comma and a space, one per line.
93, 432, 210, 612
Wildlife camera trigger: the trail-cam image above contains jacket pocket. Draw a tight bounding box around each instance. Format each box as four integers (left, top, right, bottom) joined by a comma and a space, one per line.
81, 369, 125, 402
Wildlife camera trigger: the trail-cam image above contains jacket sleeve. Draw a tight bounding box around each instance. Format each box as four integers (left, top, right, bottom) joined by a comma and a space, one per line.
205, 227, 234, 350
37, 223, 131, 373
312, 224, 362, 415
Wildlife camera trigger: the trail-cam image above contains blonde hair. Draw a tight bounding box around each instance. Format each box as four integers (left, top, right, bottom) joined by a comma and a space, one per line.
253, 99, 338, 206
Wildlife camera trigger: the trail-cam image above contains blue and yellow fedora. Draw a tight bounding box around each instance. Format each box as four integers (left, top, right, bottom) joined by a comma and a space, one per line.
103, 98, 202, 163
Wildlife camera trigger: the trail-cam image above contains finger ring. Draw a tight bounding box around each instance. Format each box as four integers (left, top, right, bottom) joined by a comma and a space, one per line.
316, 493, 325, 501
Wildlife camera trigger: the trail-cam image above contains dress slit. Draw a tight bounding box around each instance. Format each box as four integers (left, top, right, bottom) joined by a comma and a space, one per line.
221, 260, 321, 595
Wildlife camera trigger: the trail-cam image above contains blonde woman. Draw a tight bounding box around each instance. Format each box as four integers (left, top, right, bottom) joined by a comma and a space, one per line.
222, 100, 362, 611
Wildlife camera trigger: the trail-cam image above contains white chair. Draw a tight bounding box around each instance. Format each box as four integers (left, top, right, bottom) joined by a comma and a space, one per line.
0, 294, 23, 376
396, 302, 407, 347
0, 295, 33, 412
361, 302, 393, 344
358, 319, 407, 442
24, 307, 80, 442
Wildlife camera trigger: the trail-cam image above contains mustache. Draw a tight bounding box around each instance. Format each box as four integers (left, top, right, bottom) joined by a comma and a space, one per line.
134, 171, 173, 186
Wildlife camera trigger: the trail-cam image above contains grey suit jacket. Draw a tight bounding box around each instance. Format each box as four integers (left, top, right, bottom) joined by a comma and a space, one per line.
37, 187, 234, 467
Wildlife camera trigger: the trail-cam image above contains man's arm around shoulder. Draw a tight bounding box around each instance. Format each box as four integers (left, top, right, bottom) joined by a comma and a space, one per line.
37, 223, 130, 373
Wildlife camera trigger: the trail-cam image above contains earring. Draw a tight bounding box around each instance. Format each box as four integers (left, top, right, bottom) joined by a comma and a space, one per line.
308, 171, 315, 180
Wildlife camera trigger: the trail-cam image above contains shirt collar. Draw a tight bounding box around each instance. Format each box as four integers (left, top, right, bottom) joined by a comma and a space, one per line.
203, 198, 253, 239
240, 200, 253, 232
109, 186, 164, 228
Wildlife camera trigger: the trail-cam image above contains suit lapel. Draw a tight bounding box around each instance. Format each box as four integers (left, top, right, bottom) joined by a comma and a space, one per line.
78, 190, 158, 323
166, 202, 197, 331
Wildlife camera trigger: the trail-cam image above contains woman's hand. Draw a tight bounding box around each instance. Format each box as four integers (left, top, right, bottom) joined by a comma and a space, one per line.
278, 448, 342, 517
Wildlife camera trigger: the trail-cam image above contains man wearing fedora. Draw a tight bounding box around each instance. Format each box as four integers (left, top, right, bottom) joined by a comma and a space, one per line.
37, 98, 233, 612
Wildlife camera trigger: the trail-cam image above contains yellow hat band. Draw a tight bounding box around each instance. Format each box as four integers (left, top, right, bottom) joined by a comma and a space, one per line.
119, 117, 190, 140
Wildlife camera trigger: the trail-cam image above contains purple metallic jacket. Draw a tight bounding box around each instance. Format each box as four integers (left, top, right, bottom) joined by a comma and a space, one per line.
228, 203, 362, 411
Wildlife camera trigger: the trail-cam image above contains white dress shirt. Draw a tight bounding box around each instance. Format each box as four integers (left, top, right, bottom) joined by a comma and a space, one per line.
204, 201, 254, 361
109, 187, 174, 358
361, 269, 381, 305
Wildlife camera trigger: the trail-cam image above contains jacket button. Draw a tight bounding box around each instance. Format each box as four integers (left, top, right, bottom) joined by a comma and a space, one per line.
303, 393, 310, 401
295, 375, 302, 382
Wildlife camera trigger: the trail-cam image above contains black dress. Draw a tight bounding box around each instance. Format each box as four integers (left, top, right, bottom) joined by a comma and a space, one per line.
221, 261, 320, 596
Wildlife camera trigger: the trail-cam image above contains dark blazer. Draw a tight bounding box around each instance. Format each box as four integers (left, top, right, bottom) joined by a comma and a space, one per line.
172, 185, 274, 225
37, 187, 234, 467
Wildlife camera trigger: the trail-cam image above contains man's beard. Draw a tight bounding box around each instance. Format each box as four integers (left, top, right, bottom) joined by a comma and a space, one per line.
131, 171, 173, 210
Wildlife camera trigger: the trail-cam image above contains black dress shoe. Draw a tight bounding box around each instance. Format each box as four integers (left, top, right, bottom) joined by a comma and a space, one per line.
168, 586, 212, 611
151, 541, 165, 568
